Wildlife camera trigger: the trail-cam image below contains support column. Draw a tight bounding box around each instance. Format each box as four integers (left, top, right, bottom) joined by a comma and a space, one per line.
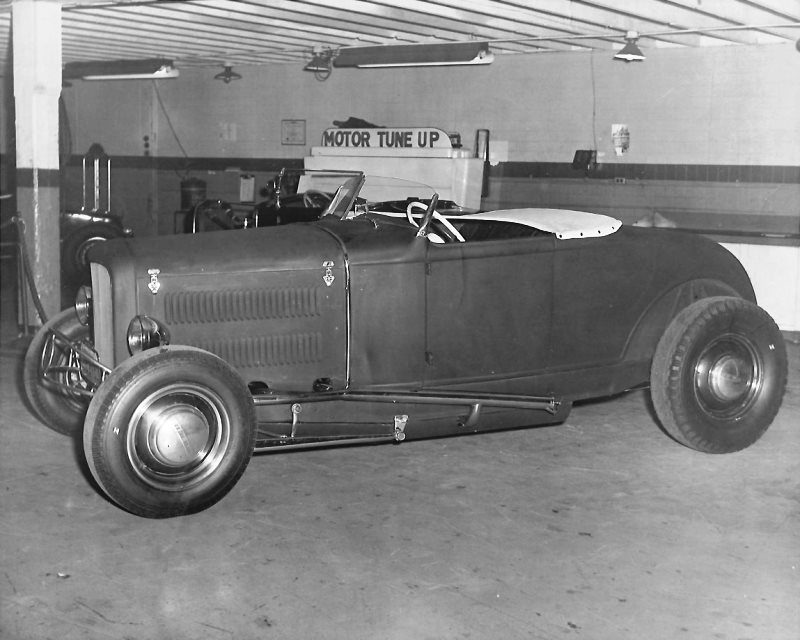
12, 0, 62, 323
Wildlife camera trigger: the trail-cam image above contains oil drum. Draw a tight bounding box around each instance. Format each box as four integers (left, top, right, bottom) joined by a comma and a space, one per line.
180, 177, 207, 211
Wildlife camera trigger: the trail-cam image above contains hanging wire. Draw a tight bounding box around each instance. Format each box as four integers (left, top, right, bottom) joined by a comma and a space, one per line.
589, 52, 597, 151
151, 79, 191, 178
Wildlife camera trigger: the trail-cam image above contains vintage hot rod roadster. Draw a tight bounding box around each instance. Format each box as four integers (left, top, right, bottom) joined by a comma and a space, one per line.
24, 173, 788, 518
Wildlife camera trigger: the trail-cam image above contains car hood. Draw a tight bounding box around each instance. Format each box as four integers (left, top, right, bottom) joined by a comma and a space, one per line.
88, 222, 342, 275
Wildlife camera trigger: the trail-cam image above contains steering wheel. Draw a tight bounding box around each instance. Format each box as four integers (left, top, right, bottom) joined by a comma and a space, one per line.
191, 199, 235, 232
303, 190, 333, 208
405, 202, 465, 243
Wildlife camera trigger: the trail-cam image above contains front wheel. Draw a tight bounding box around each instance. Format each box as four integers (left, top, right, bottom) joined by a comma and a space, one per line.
83, 347, 257, 518
650, 297, 787, 453
23, 308, 92, 436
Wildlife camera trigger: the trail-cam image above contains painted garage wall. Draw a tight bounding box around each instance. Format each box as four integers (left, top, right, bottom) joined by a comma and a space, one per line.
2, 42, 798, 236
59, 42, 800, 165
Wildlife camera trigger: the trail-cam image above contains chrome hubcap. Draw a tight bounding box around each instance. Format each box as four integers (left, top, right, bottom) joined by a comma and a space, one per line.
127, 384, 231, 490
694, 335, 761, 420
146, 402, 210, 467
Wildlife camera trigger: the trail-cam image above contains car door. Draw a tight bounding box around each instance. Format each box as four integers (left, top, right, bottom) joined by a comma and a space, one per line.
549, 230, 656, 368
423, 235, 555, 390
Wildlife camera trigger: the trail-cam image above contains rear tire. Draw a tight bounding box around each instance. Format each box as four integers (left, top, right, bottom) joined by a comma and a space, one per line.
650, 297, 787, 453
23, 308, 91, 436
83, 347, 256, 518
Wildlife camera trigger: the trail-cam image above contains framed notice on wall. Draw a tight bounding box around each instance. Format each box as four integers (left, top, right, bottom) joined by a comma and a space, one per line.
281, 119, 306, 145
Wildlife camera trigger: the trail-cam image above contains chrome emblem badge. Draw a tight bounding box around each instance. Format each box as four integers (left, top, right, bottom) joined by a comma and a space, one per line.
323, 261, 335, 287
147, 268, 161, 294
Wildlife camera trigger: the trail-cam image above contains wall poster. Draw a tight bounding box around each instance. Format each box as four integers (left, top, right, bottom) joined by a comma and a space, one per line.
281, 119, 306, 145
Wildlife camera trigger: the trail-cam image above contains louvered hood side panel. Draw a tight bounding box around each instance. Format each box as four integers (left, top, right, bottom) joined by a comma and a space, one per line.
110, 224, 352, 392
162, 284, 328, 370
139, 266, 347, 391
162, 287, 324, 326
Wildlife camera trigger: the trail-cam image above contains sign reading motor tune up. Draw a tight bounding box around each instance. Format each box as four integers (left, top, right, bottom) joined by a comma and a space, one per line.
321, 127, 452, 149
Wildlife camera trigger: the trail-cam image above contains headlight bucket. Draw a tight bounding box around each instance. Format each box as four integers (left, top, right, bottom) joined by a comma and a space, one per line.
126, 316, 171, 354
74, 285, 93, 326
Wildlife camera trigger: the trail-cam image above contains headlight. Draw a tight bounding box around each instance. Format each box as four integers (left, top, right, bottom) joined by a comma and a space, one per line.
74, 286, 93, 326
126, 315, 171, 354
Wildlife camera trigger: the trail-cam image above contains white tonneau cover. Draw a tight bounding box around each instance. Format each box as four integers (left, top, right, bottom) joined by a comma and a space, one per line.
456, 208, 622, 239
370, 204, 623, 240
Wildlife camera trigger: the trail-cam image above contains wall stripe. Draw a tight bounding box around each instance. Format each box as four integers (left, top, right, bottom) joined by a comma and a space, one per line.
16, 167, 61, 188
497, 161, 800, 185
62, 155, 800, 185
65, 155, 303, 173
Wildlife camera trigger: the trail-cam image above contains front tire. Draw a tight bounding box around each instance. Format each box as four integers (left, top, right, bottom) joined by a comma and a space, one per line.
83, 347, 257, 518
23, 308, 92, 436
651, 297, 787, 453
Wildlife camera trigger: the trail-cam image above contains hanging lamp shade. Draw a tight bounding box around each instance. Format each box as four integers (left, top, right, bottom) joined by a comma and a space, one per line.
214, 65, 242, 83
614, 32, 645, 62
304, 52, 333, 73
303, 50, 334, 80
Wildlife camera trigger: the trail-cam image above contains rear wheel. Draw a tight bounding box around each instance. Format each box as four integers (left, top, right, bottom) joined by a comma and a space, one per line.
83, 347, 257, 518
23, 308, 91, 436
651, 297, 787, 453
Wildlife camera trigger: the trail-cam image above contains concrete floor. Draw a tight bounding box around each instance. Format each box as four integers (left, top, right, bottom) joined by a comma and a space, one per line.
1, 272, 798, 640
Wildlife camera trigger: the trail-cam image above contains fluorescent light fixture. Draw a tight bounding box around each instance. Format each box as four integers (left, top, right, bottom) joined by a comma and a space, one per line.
63, 58, 179, 80
334, 42, 494, 68
614, 32, 645, 62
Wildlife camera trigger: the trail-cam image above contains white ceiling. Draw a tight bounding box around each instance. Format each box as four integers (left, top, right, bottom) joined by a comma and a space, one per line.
1, 0, 799, 74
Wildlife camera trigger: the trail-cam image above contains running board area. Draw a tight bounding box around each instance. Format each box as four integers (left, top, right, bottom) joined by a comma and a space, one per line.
252, 389, 560, 452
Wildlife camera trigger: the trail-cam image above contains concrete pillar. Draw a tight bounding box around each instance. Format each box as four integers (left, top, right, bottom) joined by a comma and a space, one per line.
12, 0, 62, 322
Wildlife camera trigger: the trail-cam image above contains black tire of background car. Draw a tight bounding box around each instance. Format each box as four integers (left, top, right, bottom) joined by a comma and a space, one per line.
23, 308, 91, 436
650, 296, 787, 453
83, 347, 257, 518
62, 222, 126, 285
